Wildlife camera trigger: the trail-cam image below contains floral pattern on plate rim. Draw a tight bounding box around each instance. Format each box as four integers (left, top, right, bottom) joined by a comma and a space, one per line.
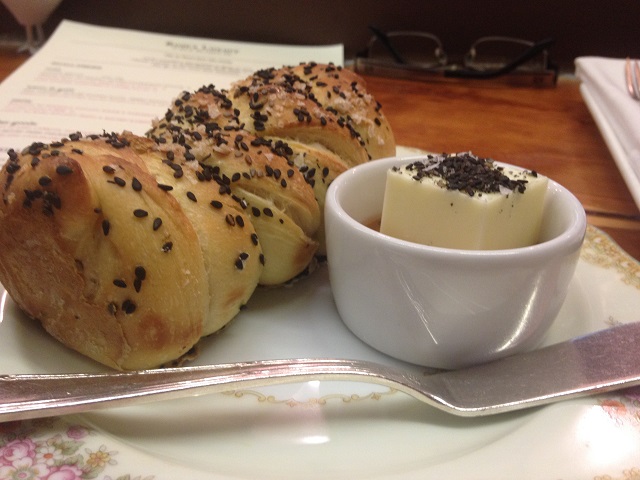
1, 224, 639, 480
0, 417, 153, 480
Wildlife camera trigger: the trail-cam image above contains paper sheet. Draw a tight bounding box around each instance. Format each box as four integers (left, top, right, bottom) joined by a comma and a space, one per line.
0, 20, 343, 155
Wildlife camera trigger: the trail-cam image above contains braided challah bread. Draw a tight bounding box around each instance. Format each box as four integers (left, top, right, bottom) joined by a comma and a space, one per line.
0, 63, 395, 370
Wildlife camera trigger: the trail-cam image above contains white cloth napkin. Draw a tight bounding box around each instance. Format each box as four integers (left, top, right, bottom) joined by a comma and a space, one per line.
575, 56, 640, 209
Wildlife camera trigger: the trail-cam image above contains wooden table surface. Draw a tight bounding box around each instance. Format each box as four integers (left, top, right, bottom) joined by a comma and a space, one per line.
1, 50, 639, 260
364, 76, 640, 261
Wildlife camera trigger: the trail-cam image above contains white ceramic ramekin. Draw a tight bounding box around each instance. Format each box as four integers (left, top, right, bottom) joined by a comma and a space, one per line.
325, 156, 586, 369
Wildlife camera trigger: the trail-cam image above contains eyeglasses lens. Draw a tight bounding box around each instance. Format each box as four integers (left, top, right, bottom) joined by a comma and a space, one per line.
369, 32, 446, 68
464, 37, 547, 72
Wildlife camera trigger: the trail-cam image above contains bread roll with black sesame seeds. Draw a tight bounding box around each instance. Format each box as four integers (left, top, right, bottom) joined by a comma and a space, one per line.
289, 63, 396, 160
271, 138, 348, 254
0, 64, 395, 369
122, 133, 263, 331
148, 64, 394, 259
147, 91, 322, 284
229, 77, 369, 168
0, 132, 262, 370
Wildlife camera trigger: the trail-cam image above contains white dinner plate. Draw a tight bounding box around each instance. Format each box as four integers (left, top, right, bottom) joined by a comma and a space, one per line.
1, 147, 640, 480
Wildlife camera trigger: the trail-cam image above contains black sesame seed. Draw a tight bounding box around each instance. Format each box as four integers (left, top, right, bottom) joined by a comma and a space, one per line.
135, 266, 146, 280
102, 165, 116, 174
236, 215, 244, 227
263, 207, 273, 217
186, 191, 197, 202
133, 209, 148, 218
251, 233, 259, 245
162, 241, 173, 252
113, 177, 126, 187
6, 163, 20, 174
153, 217, 162, 230
38, 176, 51, 186
122, 299, 137, 314
55, 165, 73, 175
210, 200, 223, 209
134, 278, 142, 293
113, 279, 127, 288
132, 177, 142, 191
157, 183, 173, 191
102, 219, 110, 236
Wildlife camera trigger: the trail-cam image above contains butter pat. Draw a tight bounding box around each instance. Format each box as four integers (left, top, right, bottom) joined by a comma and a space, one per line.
379, 153, 548, 249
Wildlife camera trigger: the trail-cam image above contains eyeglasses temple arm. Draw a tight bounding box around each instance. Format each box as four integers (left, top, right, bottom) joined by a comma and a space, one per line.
368, 26, 407, 64
445, 37, 555, 79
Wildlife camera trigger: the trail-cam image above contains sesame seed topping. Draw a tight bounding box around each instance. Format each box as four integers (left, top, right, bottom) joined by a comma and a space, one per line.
38, 176, 51, 186
122, 299, 136, 314
113, 177, 126, 187
6, 163, 20, 174
153, 218, 162, 230
135, 266, 146, 280
55, 165, 73, 175
133, 209, 148, 218
395, 153, 531, 196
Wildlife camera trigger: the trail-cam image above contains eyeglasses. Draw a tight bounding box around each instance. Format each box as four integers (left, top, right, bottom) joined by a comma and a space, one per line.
354, 27, 558, 87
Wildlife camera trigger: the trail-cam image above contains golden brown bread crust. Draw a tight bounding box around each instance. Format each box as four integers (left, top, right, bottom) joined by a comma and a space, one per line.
0, 132, 262, 369
122, 133, 263, 333
146, 92, 321, 284
0, 63, 395, 370
148, 63, 396, 255
288, 63, 396, 160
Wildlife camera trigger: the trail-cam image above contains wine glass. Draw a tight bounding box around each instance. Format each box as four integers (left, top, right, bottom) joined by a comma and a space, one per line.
1, 0, 63, 54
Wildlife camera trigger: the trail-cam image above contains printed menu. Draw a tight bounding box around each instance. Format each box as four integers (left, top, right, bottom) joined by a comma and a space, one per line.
0, 20, 343, 157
